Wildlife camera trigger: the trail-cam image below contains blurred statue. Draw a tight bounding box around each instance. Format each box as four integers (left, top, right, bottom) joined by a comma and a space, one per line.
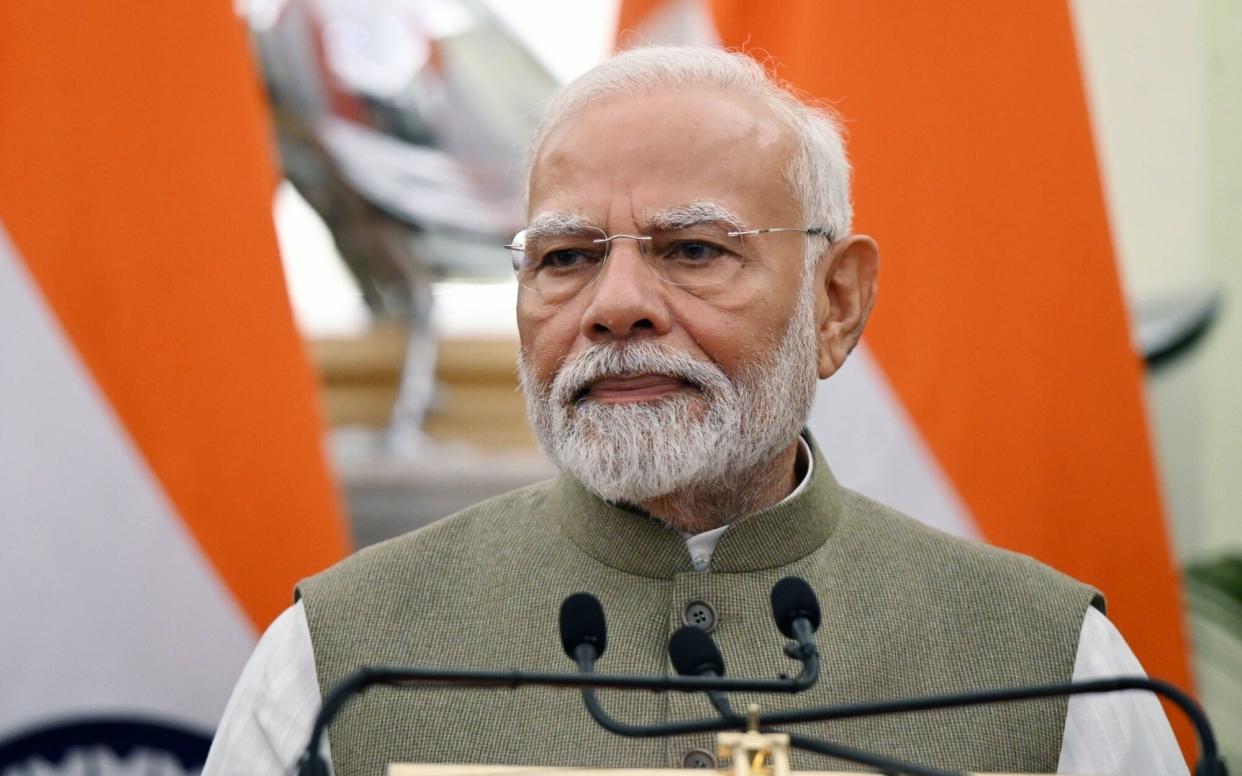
241, 0, 557, 452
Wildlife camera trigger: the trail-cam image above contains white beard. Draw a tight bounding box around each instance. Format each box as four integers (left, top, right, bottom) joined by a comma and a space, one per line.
518, 278, 818, 506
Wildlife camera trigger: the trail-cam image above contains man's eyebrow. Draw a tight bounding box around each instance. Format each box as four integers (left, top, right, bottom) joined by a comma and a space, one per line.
524, 212, 597, 240
524, 203, 749, 238
642, 201, 750, 232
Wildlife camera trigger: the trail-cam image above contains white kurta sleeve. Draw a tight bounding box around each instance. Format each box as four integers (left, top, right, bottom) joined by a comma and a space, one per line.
1057, 606, 1188, 775
202, 600, 329, 776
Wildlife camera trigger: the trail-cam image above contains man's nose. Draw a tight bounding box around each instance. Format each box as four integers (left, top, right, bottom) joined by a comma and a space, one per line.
579, 239, 673, 342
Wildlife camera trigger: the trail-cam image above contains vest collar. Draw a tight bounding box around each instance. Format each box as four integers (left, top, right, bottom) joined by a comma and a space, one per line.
555, 432, 844, 578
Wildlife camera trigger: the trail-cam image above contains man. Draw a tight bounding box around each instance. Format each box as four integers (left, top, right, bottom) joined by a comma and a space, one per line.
205, 46, 1185, 776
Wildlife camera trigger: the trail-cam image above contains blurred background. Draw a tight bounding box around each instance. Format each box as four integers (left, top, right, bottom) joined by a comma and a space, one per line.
1, 0, 1239, 773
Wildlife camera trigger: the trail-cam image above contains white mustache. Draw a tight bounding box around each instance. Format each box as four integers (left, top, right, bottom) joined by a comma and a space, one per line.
550, 341, 732, 406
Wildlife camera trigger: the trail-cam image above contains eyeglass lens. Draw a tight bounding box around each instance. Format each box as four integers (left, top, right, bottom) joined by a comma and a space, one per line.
508, 225, 749, 303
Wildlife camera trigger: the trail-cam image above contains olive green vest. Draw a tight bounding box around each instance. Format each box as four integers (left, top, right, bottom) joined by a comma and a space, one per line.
299, 444, 1102, 776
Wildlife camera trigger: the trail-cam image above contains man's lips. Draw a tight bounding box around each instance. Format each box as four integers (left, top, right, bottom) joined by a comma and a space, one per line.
578, 373, 697, 404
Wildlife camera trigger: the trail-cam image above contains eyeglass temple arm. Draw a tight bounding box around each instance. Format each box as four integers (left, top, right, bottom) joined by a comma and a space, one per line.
727, 227, 834, 239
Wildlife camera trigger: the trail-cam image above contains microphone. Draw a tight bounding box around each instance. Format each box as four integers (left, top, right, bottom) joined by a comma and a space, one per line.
560, 592, 608, 669
668, 625, 734, 718
770, 576, 820, 659
668, 625, 725, 678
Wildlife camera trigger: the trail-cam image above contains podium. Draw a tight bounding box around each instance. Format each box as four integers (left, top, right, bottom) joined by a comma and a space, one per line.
389, 730, 1074, 776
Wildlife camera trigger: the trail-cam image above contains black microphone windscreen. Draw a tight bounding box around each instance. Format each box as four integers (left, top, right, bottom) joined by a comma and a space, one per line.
559, 592, 607, 660
668, 625, 725, 677
770, 576, 821, 638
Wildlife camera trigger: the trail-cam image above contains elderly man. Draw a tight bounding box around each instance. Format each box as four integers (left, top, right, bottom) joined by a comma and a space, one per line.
205, 47, 1184, 776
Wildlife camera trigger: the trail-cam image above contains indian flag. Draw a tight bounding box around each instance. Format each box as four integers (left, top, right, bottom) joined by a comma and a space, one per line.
0, 2, 349, 771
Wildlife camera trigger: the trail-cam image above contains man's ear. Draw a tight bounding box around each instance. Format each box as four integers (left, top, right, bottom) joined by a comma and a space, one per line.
814, 235, 879, 379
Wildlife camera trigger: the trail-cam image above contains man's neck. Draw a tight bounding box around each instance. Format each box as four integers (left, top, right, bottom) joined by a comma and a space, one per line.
637, 439, 803, 534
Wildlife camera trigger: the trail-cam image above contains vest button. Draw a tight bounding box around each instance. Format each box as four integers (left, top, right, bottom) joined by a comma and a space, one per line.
682, 600, 718, 632
682, 747, 717, 769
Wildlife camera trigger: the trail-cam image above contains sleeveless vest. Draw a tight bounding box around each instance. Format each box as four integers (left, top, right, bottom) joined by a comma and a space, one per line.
299, 443, 1102, 776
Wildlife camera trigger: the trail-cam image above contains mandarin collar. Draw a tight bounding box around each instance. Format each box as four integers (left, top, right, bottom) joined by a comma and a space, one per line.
556, 433, 843, 578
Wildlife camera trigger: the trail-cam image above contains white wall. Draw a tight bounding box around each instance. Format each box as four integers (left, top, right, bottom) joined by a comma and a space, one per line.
1070, 0, 1242, 560
1201, 0, 1242, 557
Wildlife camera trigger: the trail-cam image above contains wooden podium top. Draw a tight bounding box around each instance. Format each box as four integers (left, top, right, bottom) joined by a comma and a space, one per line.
389, 730, 1077, 776
390, 766, 1056, 776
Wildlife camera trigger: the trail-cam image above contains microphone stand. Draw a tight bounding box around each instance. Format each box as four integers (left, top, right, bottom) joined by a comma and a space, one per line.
571, 667, 1225, 776
574, 647, 965, 776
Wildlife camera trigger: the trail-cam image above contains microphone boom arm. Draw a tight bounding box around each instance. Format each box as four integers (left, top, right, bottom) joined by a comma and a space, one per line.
569, 671, 1223, 776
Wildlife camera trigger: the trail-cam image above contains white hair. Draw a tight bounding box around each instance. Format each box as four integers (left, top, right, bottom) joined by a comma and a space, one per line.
526, 46, 853, 259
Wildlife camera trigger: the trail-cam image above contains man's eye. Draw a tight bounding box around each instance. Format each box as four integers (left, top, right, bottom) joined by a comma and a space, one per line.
668, 241, 725, 263
540, 249, 597, 270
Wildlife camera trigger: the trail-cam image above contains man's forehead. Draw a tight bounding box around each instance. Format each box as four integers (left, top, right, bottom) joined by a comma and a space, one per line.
527, 88, 795, 221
